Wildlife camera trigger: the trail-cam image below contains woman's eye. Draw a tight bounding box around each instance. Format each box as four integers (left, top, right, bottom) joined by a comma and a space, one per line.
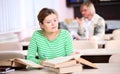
46, 21, 51, 24
54, 19, 57, 22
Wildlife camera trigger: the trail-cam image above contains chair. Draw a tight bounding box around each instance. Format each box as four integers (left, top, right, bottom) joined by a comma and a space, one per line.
112, 29, 120, 40
73, 40, 98, 50
104, 34, 113, 40
21, 37, 31, 42
0, 52, 25, 60
0, 42, 22, 51
0, 52, 25, 66
105, 40, 120, 50
109, 54, 120, 63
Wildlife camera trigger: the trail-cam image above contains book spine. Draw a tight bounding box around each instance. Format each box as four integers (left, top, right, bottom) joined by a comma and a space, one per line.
45, 64, 82, 74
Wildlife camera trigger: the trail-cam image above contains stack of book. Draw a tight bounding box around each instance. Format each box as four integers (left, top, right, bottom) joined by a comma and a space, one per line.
1, 54, 97, 74
42, 55, 97, 74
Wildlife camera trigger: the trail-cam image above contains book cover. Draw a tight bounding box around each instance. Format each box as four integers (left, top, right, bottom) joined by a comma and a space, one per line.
75, 58, 98, 68
0, 60, 11, 66
43, 60, 76, 68
45, 64, 82, 74
12, 58, 43, 68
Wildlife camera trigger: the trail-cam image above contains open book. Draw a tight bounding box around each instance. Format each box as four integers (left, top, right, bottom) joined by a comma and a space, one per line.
12, 58, 43, 68
43, 55, 97, 69
43, 54, 80, 65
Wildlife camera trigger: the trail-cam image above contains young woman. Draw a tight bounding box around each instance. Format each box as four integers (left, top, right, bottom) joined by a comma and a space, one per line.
27, 8, 73, 64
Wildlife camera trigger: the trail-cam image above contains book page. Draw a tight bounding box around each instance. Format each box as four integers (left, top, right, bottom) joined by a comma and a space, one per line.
44, 56, 73, 64
44, 54, 81, 64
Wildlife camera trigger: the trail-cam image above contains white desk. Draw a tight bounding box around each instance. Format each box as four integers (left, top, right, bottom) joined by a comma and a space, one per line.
1, 49, 120, 56
20, 42, 29, 46
76, 49, 120, 63
8, 63, 120, 74
79, 63, 120, 74
75, 49, 120, 55
0, 49, 120, 63
20, 40, 106, 49
0, 50, 28, 56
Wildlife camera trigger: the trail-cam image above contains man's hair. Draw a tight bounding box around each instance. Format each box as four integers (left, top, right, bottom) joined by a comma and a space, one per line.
81, 1, 96, 15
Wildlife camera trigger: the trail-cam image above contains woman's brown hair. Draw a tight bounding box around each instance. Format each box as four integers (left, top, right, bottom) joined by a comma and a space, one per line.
37, 8, 58, 24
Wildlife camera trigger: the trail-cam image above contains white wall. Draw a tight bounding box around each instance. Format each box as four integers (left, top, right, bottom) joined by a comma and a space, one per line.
57, 0, 74, 21
34, 0, 74, 22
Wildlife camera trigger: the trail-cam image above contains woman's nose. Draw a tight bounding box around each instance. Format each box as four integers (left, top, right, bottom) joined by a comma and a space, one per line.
51, 21, 56, 26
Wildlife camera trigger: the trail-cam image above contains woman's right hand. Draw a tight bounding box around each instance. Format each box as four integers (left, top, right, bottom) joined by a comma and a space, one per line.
76, 17, 83, 25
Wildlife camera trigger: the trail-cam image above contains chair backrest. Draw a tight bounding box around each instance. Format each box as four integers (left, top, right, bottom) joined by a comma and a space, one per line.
105, 40, 120, 50
21, 37, 31, 42
73, 40, 98, 50
104, 34, 113, 40
0, 33, 19, 43
109, 54, 120, 63
0, 52, 25, 60
112, 29, 120, 40
0, 42, 22, 51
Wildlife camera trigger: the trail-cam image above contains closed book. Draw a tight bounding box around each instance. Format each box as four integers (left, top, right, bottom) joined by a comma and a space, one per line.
45, 64, 82, 74
43, 60, 76, 68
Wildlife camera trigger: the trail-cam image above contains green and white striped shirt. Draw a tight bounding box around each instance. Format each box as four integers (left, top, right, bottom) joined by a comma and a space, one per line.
27, 29, 73, 64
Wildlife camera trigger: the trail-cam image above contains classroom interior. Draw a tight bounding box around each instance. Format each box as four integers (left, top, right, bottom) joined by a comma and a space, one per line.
0, 0, 120, 74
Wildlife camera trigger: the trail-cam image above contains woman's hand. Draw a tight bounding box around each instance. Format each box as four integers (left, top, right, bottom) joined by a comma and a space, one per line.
71, 50, 80, 55
76, 17, 83, 25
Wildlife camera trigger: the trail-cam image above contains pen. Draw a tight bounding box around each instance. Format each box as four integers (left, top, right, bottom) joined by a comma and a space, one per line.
42, 54, 48, 60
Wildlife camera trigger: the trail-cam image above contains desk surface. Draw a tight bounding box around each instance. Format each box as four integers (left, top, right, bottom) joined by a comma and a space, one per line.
76, 49, 120, 55
20, 40, 107, 46
8, 63, 120, 74
20, 42, 29, 46
0, 49, 120, 56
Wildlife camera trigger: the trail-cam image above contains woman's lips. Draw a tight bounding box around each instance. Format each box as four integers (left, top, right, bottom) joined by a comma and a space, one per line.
52, 27, 56, 29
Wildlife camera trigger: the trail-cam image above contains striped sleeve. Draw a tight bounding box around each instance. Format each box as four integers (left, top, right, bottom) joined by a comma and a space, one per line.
64, 30, 74, 56
26, 31, 40, 64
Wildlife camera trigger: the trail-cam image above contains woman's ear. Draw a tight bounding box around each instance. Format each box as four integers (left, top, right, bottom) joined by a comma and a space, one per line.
39, 23, 44, 30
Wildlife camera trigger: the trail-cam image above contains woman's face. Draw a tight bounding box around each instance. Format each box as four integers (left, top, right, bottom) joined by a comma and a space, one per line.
41, 13, 58, 33
80, 5, 91, 18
